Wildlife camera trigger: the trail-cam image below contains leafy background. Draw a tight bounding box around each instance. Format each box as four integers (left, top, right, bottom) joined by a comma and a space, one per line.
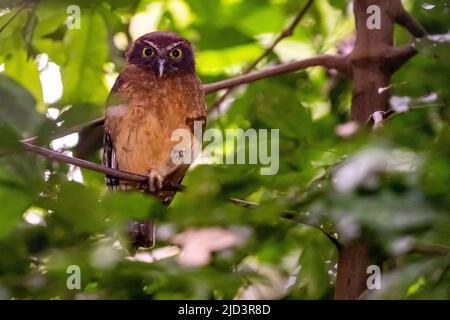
0, 0, 449, 299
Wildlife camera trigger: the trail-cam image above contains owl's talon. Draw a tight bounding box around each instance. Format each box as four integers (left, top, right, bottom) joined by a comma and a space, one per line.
148, 169, 164, 192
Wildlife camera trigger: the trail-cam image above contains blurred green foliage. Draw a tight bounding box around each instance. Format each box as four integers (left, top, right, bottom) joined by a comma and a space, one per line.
0, 0, 449, 299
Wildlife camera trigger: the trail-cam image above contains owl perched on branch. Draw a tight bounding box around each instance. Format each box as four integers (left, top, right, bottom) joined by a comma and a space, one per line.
103, 31, 206, 249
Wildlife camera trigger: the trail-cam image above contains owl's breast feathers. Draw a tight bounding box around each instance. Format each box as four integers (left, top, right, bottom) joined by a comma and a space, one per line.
104, 64, 206, 195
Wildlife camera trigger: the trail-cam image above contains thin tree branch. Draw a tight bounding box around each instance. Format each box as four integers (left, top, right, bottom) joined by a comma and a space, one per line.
22, 117, 105, 144
245, 0, 314, 71
229, 197, 341, 248
209, 0, 314, 113
21, 142, 340, 242
396, 6, 427, 38
21, 141, 185, 192
203, 54, 348, 94
229, 197, 310, 226
385, 44, 418, 72
410, 240, 450, 257
21, 141, 329, 230
228, 197, 258, 209
0, 0, 27, 33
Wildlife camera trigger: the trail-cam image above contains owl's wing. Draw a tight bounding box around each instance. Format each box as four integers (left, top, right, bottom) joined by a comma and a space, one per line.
103, 76, 125, 191
103, 127, 119, 190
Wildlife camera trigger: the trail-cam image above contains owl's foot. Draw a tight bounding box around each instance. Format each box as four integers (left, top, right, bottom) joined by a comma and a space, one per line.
147, 169, 164, 193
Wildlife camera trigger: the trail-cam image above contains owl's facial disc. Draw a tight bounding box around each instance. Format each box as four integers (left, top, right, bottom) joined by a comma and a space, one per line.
127, 32, 195, 77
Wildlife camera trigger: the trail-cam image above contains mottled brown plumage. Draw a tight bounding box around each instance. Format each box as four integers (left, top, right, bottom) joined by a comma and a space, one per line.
103, 31, 206, 248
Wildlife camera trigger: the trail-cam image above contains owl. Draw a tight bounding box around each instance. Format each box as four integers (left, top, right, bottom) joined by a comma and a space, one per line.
103, 31, 206, 249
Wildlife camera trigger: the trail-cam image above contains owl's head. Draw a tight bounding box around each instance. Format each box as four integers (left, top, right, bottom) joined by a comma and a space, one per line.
126, 31, 195, 77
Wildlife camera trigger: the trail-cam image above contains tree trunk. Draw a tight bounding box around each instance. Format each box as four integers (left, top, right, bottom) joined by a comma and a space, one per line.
334, 0, 426, 299
334, 241, 370, 299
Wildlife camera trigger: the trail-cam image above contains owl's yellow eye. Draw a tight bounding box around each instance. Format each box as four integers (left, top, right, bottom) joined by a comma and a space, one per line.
169, 48, 183, 60
142, 47, 154, 57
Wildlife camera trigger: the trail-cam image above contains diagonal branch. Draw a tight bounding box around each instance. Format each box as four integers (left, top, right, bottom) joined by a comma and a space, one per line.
395, 5, 427, 38
0, 0, 27, 33
224, 198, 341, 248
203, 54, 349, 93
22, 117, 105, 145
21, 142, 338, 242
244, 0, 314, 71
21, 141, 185, 192
409, 240, 450, 257
209, 0, 315, 113
385, 44, 418, 73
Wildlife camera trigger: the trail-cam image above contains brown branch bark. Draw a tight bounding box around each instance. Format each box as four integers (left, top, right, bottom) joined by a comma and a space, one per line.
203, 54, 349, 94
409, 240, 450, 257
395, 6, 427, 38
385, 44, 419, 73
335, 241, 371, 300
21, 141, 185, 192
209, 0, 314, 113
348, 0, 427, 123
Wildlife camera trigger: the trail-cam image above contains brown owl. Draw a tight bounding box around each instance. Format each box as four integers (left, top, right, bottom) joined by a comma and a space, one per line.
103, 31, 206, 249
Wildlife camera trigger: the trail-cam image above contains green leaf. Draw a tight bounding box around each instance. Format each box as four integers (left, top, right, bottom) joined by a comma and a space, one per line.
0, 186, 31, 239
102, 191, 165, 223
0, 120, 20, 151
293, 233, 334, 299
0, 74, 43, 135
238, 6, 285, 36
196, 43, 262, 76
60, 9, 108, 106
3, 50, 44, 111
48, 182, 105, 233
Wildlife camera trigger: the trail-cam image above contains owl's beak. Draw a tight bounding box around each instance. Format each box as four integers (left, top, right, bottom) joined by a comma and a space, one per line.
158, 59, 165, 77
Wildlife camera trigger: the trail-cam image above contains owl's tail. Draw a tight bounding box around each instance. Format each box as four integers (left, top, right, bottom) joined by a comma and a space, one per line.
128, 220, 155, 249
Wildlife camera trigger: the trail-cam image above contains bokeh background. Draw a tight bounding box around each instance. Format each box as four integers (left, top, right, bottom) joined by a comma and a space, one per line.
0, 0, 449, 299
